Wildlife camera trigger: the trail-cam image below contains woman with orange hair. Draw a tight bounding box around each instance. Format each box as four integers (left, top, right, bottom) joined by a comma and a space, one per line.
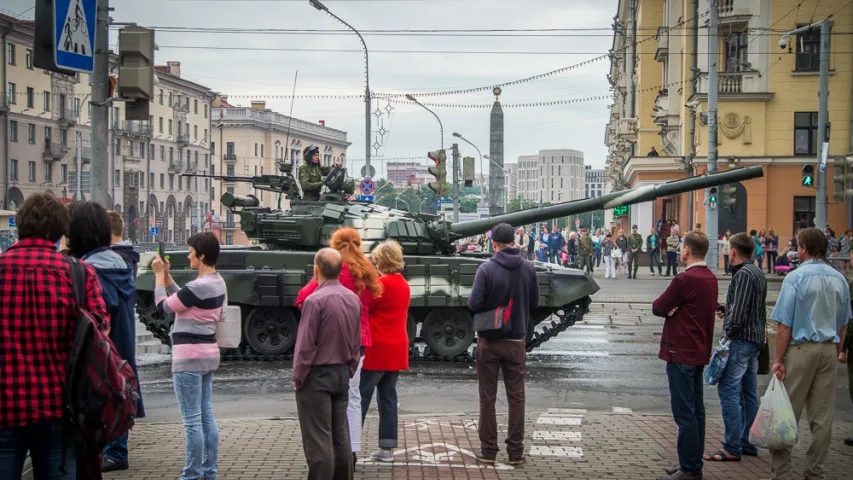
295, 227, 382, 464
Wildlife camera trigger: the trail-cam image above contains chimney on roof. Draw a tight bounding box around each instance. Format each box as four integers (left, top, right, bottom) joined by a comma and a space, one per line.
166, 61, 181, 77
251, 100, 266, 111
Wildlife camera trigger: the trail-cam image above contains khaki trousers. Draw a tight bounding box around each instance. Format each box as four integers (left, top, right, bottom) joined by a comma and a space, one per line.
769, 342, 837, 480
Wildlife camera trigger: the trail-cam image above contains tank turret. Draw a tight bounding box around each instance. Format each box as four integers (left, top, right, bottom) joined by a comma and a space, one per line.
135, 165, 765, 361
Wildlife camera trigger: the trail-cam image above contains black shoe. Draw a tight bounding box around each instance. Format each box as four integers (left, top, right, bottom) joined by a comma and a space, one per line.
102, 458, 129, 472
665, 465, 680, 475
845, 437, 853, 446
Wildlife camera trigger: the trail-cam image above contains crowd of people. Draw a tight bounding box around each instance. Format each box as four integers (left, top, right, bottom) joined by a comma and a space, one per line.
1, 192, 850, 480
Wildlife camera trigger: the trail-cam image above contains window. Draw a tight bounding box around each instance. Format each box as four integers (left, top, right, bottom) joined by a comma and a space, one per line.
795, 26, 823, 72
9, 120, 17, 142
194, 99, 198, 113
168, 92, 172, 107
27, 124, 35, 144
44, 126, 51, 139
28, 161, 36, 182
7, 83, 15, 104
204, 128, 207, 140
159, 117, 163, 133
140, 142, 145, 158
75, 98, 81, 116
160, 174, 164, 189
6, 44, 14, 65
793, 196, 816, 233
254, 143, 258, 156
150, 172, 155, 187
169, 174, 174, 190
178, 176, 182, 190
204, 179, 209, 191
25, 48, 32, 69
160, 201, 164, 213
227, 164, 235, 176
724, 30, 749, 72
204, 104, 208, 118
60, 129, 67, 145
194, 125, 198, 140
226, 142, 235, 156
43, 91, 50, 111
261, 144, 264, 157
45, 163, 52, 183
225, 232, 233, 245
168, 119, 173, 135
61, 165, 68, 183
10, 160, 18, 181
128, 140, 134, 157
159, 89, 163, 105
59, 94, 66, 116
794, 112, 818, 155
115, 170, 121, 187
169, 147, 174, 161
26, 88, 34, 108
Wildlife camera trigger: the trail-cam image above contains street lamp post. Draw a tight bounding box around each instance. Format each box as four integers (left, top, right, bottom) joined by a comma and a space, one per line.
406, 95, 444, 149
452, 132, 483, 198
395, 197, 409, 211
309, 0, 371, 176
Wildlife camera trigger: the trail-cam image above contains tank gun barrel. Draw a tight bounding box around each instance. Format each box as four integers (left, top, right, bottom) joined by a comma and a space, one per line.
447, 166, 764, 238
221, 192, 260, 208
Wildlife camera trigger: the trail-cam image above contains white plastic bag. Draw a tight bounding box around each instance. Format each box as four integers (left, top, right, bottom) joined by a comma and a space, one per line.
215, 282, 242, 349
749, 376, 799, 449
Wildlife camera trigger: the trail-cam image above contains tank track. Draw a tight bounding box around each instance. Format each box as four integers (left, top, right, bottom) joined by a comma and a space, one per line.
136, 293, 590, 364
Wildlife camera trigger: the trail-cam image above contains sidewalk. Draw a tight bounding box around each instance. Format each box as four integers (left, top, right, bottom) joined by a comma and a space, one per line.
91, 410, 851, 480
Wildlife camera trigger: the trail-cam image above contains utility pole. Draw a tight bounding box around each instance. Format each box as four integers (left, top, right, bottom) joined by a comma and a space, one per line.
452, 143, 460, 222
89, 0, 110, 206
76, 131, 82, 199
705, 0, 720, 273
815, 19, 831, 231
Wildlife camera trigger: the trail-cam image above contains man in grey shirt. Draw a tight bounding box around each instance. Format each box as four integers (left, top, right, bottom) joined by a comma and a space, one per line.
293, 248, 362, 480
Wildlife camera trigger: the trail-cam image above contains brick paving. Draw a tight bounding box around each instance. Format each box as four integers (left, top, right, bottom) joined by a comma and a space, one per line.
90, 410, 852, 480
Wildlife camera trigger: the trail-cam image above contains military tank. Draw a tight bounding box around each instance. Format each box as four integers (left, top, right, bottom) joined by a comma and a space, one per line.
135, 163, 765, 361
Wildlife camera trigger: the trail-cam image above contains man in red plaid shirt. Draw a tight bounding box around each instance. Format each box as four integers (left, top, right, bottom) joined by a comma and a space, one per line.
0, 193, 108, 479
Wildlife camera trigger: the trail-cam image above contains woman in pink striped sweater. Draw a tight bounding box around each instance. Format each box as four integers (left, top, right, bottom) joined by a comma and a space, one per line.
153, 232, 225, 480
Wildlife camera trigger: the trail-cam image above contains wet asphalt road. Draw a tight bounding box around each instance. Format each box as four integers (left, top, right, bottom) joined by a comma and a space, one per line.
136, 277, 851, 424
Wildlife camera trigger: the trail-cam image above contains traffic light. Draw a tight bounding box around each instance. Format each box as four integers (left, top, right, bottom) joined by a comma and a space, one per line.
721, 184, 737, 208
801, 164, 815, 188
427, 149, 448, 197
462, 157, 475, 187
833, 156, 849, 203
708, 187, 718, 209
118, 25, 155, 120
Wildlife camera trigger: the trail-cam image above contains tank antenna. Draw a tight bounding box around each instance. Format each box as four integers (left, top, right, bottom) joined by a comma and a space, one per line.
279, 70, 299, 209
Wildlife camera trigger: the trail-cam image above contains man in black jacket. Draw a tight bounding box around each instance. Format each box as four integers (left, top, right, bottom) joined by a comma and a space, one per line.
468, 223, 539, 466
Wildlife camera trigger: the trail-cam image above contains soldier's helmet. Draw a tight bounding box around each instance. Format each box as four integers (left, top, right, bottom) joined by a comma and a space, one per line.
303, 144, 320, 163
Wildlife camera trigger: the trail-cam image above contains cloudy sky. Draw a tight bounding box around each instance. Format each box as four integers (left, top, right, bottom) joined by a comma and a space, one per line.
7, 0, 616, 178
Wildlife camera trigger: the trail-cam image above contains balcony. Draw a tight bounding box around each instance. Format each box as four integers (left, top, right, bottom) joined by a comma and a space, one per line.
618, 117, 638, 142
123, 154, 144, 165
719, 0, 750, 19
117, 120, 153, 138
80, 147, 91, 164
185, 161, 198, 174
653, 92, 669, 126
58, 109, 78, 126
694, 71, 772, 102
176, 133, 189, 146
168, 160, 184, 173
224, 153, 237, 162
42, 141, 69, 162
655, 27, 669, 62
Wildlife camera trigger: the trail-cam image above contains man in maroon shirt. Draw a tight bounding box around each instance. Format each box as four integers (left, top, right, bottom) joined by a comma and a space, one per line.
0, 193, 108, 479
293, 248, 362, 480
652, 231, 718, 480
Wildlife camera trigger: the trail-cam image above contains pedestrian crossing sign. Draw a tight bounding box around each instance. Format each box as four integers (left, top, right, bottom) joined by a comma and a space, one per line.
53, 0, 96, 73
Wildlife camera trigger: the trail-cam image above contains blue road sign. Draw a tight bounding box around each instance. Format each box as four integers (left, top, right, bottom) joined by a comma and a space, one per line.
150, 227, 159, 236
54, 0, 97, 73
359, 178, 375, 195
8, 217, 15, 227
359, 195, 374, 202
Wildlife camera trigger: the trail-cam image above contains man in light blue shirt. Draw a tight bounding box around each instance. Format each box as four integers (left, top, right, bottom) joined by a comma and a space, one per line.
769, 228, 850, 480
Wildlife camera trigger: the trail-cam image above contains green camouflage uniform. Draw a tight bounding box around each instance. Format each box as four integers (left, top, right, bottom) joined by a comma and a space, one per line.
627, 233, 643, 277
298, 162, 331, 201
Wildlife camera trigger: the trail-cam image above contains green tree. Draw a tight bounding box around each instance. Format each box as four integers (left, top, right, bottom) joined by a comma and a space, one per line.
460, 197, 479, 213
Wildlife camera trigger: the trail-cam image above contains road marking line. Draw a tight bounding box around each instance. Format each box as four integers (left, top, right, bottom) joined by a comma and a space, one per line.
612, 406, 633, 414
529, 446, 584, 458
532, 431, 582, 441
536, 416, 582, 426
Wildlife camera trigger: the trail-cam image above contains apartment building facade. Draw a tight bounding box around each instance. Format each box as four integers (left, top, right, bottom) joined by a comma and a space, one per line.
605, 0, 852, 249
1, 14, 216, 245
514, 149, 586, 204
212, 99, 350, 245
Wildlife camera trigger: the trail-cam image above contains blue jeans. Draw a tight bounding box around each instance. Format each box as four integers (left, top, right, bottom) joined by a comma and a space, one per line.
723, 254, 730, 274
666, 362, 705, 476
549, 249, 560, 264
174, 372, 219, 480
0, 419, 76, 480
717, 339, 760, 456
104, 432, 128, 462
648, 250, 662, 273
359, 370, 400, 449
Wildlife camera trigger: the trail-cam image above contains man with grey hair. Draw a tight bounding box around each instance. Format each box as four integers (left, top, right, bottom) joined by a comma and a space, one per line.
293, 248, 362, 480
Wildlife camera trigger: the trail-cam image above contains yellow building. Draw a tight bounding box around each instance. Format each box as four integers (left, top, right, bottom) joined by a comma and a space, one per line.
211, 98, 351, 245
1, 13, 217, 245
605, 0, 853, 254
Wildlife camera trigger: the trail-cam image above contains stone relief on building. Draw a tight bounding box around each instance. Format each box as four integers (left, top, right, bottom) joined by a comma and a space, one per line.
719, 112, 752, 144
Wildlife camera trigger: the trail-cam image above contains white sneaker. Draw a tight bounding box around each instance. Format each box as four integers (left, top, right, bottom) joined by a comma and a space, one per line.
370, 449, 394, 462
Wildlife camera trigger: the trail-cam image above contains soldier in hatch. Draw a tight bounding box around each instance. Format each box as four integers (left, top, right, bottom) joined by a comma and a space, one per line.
298, 144, 342, 201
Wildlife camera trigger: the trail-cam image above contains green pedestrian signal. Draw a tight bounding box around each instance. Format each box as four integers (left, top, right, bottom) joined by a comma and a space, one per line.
801, 164, 815, 188
709, 187, 718, 209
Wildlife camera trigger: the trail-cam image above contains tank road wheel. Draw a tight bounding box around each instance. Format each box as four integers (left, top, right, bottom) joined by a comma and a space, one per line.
422, 309, 474, 357
407, 312, 418, 346
244, 307, 298, 356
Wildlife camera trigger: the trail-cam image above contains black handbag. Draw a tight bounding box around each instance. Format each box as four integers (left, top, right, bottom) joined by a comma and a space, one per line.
758, 319, 770, 375
472, 275, 518, 334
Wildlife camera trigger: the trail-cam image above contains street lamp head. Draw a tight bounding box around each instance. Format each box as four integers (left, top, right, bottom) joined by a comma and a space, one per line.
405, 94, 416, 102
452, 132, 462, 138
308, 0, 328, 11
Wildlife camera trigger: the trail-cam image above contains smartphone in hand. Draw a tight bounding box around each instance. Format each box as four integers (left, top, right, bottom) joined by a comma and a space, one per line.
716, 303, 725, 314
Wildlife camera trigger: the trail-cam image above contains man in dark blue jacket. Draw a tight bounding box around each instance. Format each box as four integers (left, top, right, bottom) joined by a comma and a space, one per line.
468, 223, 539, 466
98, 211, 144, 472
547, 225, 565, 264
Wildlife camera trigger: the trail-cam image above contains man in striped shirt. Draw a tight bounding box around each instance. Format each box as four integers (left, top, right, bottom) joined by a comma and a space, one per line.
705, 232, 767, 463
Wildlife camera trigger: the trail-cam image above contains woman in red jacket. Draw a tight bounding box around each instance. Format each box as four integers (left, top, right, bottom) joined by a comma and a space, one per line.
295, 227, 382, 463
359, 240, 411, 462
